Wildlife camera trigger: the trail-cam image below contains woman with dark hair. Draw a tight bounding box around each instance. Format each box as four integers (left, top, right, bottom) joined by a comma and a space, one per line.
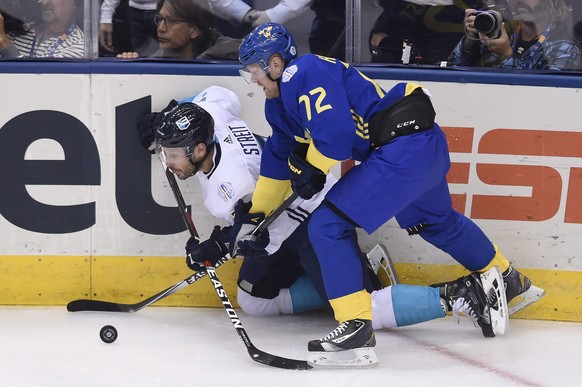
117, 0, 240, 60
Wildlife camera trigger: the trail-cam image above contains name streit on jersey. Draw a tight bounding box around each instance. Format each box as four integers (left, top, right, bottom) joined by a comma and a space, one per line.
230, 126, 260, 155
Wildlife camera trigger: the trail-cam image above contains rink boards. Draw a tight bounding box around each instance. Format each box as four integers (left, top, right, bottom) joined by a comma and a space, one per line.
0, 62, 581, 322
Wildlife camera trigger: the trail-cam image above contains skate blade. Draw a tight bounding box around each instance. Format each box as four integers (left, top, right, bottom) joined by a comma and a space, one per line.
508, 285, 546, 315
366, 244, 399, 287
307, 347, 379, 368
480, 266, 509, 335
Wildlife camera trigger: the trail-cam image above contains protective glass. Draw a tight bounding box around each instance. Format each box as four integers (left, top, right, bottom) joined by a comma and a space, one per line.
239, 63, 269, 84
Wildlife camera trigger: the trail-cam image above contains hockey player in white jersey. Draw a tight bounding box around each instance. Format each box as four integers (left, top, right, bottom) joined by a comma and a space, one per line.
139, 86, 508, 366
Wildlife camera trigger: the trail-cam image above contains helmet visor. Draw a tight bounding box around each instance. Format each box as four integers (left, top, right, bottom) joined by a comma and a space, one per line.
155, 141, 190, 167
239, 63, 269, 84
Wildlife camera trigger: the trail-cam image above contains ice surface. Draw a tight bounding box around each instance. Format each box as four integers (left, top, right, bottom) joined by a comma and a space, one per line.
0, 306, 580, 387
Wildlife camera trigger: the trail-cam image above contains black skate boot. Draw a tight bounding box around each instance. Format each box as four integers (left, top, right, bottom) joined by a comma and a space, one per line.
438, 272, 497, 338
503, 266, 545, 315
307, 319, 378, 368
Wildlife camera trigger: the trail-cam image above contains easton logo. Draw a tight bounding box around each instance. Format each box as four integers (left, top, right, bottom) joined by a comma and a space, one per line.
207, 268, 244, 329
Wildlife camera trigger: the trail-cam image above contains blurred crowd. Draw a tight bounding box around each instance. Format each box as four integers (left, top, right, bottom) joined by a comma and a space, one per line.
1, 0, 580, 70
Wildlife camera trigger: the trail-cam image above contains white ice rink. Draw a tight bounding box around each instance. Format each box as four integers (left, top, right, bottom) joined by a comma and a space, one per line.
1, 305, 581, 387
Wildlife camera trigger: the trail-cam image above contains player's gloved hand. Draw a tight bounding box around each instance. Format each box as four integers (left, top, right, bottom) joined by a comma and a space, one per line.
228, 200, 265, 256
236, 228, 270, 259
185, 226, 229, 271
288, 143, 326, 200
137, 99, 178, 153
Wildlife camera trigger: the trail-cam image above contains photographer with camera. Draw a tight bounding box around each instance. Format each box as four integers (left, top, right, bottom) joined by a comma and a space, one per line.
448, 0, 580, 70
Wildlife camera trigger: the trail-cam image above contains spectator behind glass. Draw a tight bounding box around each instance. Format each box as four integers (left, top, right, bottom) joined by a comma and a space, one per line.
369, 0, 486, 65
1, 0, 41, 57
309, 0, 345, 60
448, 0, 580, 70
0, 0, 83, 58
100, 0, 158, 57
117, 0, 241, 60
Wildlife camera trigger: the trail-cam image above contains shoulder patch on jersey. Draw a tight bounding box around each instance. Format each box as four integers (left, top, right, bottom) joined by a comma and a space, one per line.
217, 182, 235, 202
282, 65, 298, 83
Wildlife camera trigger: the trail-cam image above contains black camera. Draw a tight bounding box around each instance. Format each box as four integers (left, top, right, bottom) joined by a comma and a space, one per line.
473, 10, 503, 39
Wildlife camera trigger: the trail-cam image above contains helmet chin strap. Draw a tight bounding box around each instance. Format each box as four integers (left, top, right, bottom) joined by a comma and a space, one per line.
266, 71, 283, 94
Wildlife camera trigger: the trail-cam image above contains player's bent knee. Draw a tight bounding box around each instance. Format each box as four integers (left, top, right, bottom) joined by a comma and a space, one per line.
237, 286, 293, 316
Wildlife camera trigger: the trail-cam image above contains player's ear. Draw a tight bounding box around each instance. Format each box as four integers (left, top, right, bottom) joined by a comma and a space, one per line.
269, 55, 285, 77
195, 143, 206, 158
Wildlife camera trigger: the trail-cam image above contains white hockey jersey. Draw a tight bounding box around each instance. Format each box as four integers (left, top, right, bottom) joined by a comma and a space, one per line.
182, 86, 336, 255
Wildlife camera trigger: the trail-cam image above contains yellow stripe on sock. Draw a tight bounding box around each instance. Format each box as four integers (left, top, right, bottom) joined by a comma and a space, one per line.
329, 290, 372, 323
478, 245, 511, 274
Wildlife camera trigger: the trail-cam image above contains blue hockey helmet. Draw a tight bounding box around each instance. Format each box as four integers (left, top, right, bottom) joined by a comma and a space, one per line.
239, 23, 298, 72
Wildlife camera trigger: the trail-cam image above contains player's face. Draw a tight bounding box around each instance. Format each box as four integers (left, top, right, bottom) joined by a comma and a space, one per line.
162, 147, 196, 180
239, 60, 281, 99
239, 63, 268, 84
258, 72, 280, 99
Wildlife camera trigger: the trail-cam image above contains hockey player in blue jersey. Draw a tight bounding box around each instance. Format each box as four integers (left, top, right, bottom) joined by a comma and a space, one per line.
144, 86, 500, 331
234, 23, 544, 366
141, 87, 509, 367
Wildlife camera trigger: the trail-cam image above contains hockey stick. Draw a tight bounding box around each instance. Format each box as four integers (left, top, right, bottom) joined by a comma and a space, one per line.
67, 146, 296, 314
160, 166, 308, 369
67, 154, 203, 312
66, 191, 298, 313
199, 195, 310, 370
66, 256, 229, 312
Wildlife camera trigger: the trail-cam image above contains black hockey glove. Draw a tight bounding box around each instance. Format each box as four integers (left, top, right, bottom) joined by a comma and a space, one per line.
185, 226, 229, 271
288, 143, 326, 200
228, 199, 265, 256
236, 228, 270, 259
137, 99, 178, 153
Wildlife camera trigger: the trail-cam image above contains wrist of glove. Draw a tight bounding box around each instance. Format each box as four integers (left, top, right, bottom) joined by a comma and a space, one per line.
228, 200, 265, 256
288, 143, 326, 200
137, 99, 178, 153
185, 226, 229, 271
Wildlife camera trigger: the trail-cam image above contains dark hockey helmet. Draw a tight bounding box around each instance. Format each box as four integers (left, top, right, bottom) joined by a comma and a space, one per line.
155, 102, 215, 157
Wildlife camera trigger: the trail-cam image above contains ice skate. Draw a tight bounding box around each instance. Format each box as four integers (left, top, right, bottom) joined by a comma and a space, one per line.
307, 319, 378, 368
438, 267, 508, 337
365, 244, 399, 287
503, 266, 545, 315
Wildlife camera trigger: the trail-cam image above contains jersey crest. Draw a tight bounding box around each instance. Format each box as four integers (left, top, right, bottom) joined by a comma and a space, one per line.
217, 182, 235, 202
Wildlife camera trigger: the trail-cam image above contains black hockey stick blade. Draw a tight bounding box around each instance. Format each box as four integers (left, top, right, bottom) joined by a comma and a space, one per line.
248, 346, 312, 370
67, 256, 229, 313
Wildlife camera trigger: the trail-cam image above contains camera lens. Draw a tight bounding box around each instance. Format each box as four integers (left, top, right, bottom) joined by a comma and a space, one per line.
474, 13, 495, 35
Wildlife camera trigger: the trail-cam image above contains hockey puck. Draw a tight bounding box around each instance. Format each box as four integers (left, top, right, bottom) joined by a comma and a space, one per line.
99, 325, 118, 344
